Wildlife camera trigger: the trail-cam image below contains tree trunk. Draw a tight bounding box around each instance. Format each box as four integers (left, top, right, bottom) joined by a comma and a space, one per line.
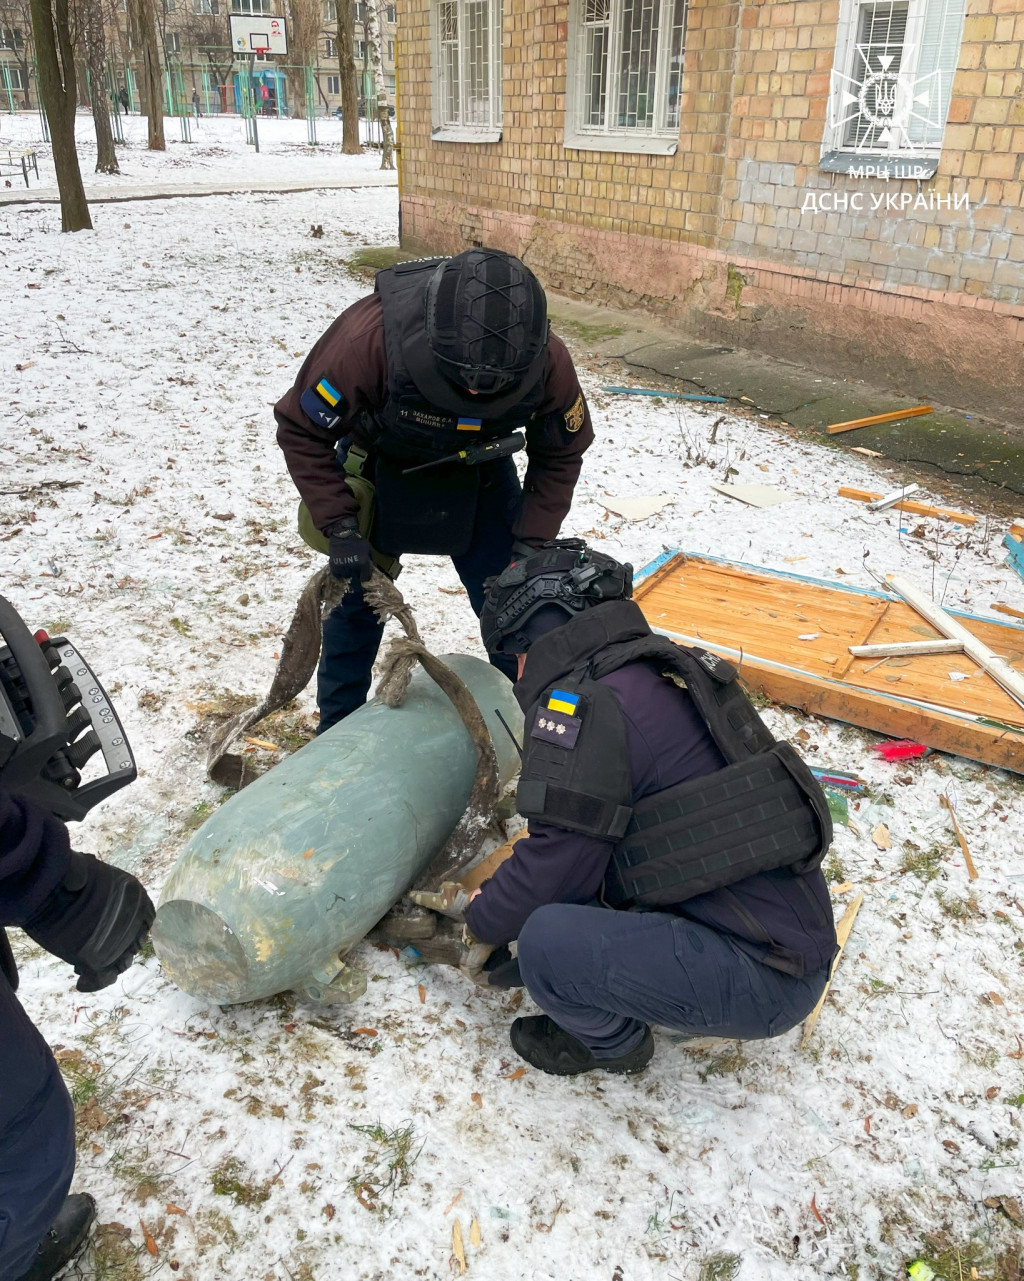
336, 0, 360, 154
128, 0, 164, 149
365, 0, 393, 170
83, 0, 118, 172
29, 0, 92, 230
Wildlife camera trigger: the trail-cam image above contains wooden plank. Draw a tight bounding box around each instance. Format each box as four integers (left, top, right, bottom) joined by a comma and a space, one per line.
886, 574, 1024, 712
838, 486, 977, 525
801, 892, 863, 1049
849, 639, 964, 658
993, 602, 1024, 622
939, 795, 978, 881
827, 406, 933, 434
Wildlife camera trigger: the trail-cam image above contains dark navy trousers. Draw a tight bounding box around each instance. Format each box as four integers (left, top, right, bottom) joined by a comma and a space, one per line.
517, 904, 830, 1059
317, 459, 521, 733
0, 973, 76, 1279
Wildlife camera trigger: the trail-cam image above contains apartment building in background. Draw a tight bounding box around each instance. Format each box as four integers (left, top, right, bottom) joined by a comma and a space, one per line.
397, 0, 1024, 419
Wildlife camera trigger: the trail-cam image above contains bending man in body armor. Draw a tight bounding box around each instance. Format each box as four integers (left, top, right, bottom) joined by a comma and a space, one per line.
459, 543, 838, 1076
1, 596, 154, 1280
275, 248, 594, 732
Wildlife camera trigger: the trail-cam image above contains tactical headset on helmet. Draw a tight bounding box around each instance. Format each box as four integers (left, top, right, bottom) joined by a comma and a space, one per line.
426, 249, 549, 396
480, 539, 634, 654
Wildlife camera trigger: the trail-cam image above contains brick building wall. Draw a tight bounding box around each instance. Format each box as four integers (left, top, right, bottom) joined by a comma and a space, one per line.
397, 0, 1024, 420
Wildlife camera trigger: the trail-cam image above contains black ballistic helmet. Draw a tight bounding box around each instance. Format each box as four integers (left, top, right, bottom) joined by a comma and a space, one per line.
480, 539, 634, 654
426, 249, 549, 396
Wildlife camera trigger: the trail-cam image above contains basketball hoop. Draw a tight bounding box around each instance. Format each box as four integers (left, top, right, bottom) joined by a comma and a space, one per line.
250, 32, 270, 54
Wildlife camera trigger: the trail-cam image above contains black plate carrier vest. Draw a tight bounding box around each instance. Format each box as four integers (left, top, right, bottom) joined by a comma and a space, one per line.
515, 601, 832, 928
370, 260, 547, 469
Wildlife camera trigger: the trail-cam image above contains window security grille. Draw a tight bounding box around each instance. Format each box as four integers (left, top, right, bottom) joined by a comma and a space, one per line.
568, 0, 686, 148
434, 0, 503, 132
829, 0, 966, 155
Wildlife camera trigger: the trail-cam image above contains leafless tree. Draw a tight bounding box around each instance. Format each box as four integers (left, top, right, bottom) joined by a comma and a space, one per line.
74, 0, 119, 170
29, 0, 91, 228
335, 0, 359, 152
364, 0, 391, 167
126, 0, 163, 147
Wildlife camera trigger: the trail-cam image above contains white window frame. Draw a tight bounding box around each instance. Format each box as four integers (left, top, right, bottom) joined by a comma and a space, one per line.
165, 30, 181, 51
823, 0, 966, 161
430, 0, 503, 143
324, 0, 336, 18
326, 72, 340, 93
564, 0, 686, 154
325, 35, 336, 55
4, 65, 25, 88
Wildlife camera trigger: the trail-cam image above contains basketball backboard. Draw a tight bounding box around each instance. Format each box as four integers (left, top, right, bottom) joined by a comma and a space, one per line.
229, 14, 288, 56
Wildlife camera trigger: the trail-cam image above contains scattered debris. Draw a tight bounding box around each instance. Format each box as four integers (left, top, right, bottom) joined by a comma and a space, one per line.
596, 495, 674, 521
838, 487, 976, 525
992, 601, 1024, 622
801, 892, 863, 1048
709, 482, 794, 508
809, 767, 864, 792
501, 1067, 527, 1081
872, 740, 928, 761
850, 446, 884, 457
940, 794, 978, 881
1004, 529, 1024, 582
452, 1219, 467, 1275
470, 1218, 482, 1247
601, 385, 727, 403
444, 1191, 463, 1215
866, 483, 922, 512
885, 573, 1024, 712
826, 405, 932, 435
849, 640, 964, 659
872, 824, 892, 850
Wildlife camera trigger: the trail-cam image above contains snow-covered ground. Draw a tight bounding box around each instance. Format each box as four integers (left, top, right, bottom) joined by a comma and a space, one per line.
2, 172, 1023, 1281
0, 111, 389, 191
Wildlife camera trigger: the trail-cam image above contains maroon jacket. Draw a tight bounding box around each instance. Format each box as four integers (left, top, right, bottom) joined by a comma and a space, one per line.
275, 293, 594, 542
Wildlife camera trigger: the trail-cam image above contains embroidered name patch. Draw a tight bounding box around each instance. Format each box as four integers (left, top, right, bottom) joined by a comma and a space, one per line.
531, 705, 581, 749
563, 393, 585, 433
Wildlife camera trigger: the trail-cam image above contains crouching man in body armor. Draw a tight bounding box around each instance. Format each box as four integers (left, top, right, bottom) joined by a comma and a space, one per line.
462, 543, 838, 1076
0, 596, 154, 1279
275, 248, 594, 732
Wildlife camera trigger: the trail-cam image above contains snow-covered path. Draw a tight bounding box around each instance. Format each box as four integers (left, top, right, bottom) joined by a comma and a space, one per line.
2, 180, 1023, 1281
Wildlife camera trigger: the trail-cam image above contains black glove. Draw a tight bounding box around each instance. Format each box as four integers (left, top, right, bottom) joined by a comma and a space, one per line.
24, 849, 155, 992
327, 519, 373, 584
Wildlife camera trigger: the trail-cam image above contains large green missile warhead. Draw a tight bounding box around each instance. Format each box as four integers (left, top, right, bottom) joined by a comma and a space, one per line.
151, 655, 522, 1006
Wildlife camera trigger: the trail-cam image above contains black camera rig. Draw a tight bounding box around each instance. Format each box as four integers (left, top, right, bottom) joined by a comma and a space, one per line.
0, 594, 136, 821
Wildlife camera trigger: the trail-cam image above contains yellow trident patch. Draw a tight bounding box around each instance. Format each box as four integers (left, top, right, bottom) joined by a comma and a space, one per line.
563, 393, 586, 433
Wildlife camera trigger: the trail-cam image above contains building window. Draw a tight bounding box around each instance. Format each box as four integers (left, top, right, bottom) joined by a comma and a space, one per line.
387, 38, 393, 59
824, 0, 966, 163
166, 31, 181, 51
565, 0, 686, 153
355, 1, 364, 18
164, 0, 176, 12
327, 73, 340, 93
354, 38, 365, 59
432, 0, 503, 140
231, 0, 271, 13
385, 4, 395, 20
3, 65, 25, 87
0, 26, 24, 47
325, 0, 336, 16
194, 0, 219, 13
325, 35, 336, 55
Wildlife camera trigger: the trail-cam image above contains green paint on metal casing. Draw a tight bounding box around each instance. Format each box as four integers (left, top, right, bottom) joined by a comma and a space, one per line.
152, 655, 522, 1005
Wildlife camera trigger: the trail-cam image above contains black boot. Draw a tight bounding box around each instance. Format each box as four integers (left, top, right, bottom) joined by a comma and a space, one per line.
510, 1015, 654, 1076
15, 1194, 96, 1281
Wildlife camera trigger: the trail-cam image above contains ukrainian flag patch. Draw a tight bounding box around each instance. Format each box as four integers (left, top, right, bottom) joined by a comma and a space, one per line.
316, 378, 341, 407
547, 689, 579, 716
456, 417, 482, 432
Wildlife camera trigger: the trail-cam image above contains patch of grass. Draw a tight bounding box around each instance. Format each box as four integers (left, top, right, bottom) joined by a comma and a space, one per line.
346, 245, 410, 281
899, 840, 944, 882
699, 1046, 746, 1082
865, 976, 895, 998
550, 314, 626, 344
210, 1156, 272, 1207
169, 616, 192, 636
914, 1228, 1019, 1281
182, 799, 215, 832
823, 850, 846, 883
700, 1252, 741, 1281
87, 1221, 146, 1281
348, 1119, 421, 1216
936, 890, 981, 922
